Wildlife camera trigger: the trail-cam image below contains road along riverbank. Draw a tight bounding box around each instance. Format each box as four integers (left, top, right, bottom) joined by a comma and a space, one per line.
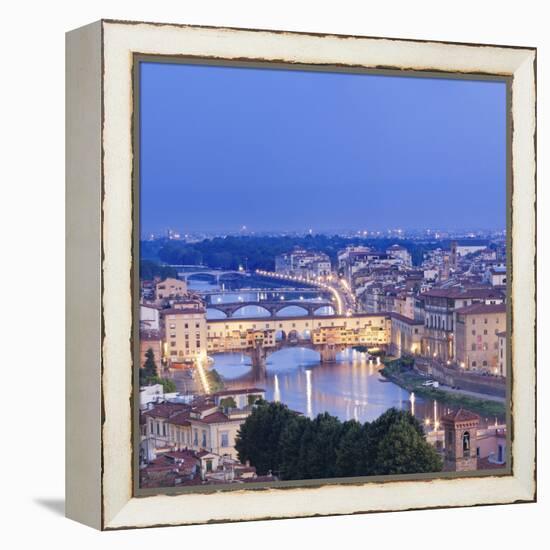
380, 358, 506, 419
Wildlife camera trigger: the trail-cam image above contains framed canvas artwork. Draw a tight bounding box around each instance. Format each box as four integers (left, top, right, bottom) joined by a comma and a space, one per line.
66, 19, 536, 530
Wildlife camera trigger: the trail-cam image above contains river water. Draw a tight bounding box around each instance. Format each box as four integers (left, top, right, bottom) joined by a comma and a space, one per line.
212, 348, 419, 423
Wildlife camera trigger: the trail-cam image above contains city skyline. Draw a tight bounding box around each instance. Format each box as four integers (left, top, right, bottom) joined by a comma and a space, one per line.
140, 62, 507, 235
143, 225, 505, 240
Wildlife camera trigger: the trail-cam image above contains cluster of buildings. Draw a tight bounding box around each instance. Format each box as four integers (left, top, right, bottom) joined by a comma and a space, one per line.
137, 277, 285, 485
139, 386, 276, 488
139, 238, 508, 377
338, 244, 412, 284
337, 240, 508, 376
275, 248, 332, 279
137, 235, 509, 484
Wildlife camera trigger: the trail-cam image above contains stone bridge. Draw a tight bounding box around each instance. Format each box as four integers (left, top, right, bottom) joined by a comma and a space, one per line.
206, 312, 392, 379
171, 266, 246, 282
246, 338, 346, 378
206, 300, 335, 318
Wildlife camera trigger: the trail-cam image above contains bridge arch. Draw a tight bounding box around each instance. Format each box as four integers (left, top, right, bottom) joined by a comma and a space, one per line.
275, 304, 310, 317
264, 345, 319, 364
232, 304, 271, 318
287, 329, 300, 341
205, 307, 228, 319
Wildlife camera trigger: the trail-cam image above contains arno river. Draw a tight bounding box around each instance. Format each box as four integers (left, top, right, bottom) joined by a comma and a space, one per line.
212, 349, 419, 423
189, 278, 497, 426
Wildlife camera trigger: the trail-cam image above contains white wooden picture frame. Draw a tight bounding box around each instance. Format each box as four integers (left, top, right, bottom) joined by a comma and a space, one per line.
66, 19, 536, 530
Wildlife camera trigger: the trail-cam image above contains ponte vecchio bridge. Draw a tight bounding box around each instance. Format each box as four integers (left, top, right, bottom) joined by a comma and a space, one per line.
206, 312, 391, 378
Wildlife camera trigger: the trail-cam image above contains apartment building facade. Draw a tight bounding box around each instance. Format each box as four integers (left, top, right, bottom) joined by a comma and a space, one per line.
422, 287, 505, 362
162, 306, 208, 364
454, 303, 506, 373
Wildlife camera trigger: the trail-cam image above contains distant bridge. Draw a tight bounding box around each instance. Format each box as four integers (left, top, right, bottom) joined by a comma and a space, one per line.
200, 287, 326, 297
205, 299, 335, 318
169, 266, 246, 282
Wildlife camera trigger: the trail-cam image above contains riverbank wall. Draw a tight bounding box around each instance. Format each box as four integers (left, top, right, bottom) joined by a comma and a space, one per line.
414, 358, 506, 398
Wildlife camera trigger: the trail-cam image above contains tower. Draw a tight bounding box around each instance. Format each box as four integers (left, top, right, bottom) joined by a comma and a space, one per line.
441, 408, 480, 471
440, 254, 450, 281
450, 241, 458, 270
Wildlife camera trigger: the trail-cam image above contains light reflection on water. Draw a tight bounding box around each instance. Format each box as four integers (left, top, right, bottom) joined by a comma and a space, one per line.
210, 348, 433, 423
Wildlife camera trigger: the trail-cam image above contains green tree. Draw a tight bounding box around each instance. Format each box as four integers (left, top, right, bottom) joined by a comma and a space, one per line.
235, 403, 442, 480
300, 412, 343, 479
366, 408, 442, 475
140, 348, 158, 386
371, 417, 442, 475
235, 400, 297, 476
155, 377, 176, 393
206, 369, 224, 392
279, 415, 311, 480
219, 396, 237, 409
139, 259, 177, 280
334, 420, 368, 477
247, 394, 261, 406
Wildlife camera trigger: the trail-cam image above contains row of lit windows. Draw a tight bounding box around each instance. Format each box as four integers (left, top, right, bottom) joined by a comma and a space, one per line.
168, 322, 202, 330
470, 360, 490, 367
470, 342, 499, 351
210, 319, 385, 332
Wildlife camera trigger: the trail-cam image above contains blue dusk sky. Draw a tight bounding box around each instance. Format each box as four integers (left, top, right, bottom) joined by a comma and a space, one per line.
140, 61, 506, 235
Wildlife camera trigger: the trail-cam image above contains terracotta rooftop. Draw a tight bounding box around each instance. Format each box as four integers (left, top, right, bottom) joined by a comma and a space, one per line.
454, 303, 506, 315
423, 287, 504, 300
191, 402, 218, 412
390, 312, 424, 325
161, 307, 206, 315
164, 450, 196, 459
141, 452, 200, 481
441, 408, 481, 423
168, 411, 191, 426
197, 411, 235, 424
143, 402, 190, 419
